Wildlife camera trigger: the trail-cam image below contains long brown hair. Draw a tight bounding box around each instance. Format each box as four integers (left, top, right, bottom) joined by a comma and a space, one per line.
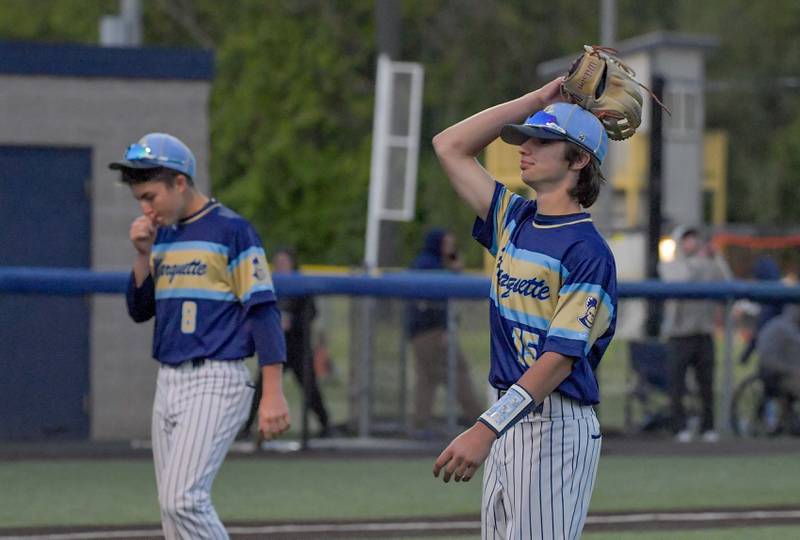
565, 143, 606, 208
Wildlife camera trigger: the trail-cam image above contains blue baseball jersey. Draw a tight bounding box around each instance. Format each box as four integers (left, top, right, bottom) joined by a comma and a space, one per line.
473, 182, 617, 405
131, 200, 276, 365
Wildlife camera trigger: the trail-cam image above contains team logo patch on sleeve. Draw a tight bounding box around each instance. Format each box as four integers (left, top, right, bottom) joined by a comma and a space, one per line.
578, 296, 598, 329
252, 257, 267, 281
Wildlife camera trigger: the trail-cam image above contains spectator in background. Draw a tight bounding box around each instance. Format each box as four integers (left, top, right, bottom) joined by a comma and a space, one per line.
407, 229, 484, 435
755, 304, 800, 434
659, 226, 730, 443
242, 248, 331, 440
739, 255, 784, 366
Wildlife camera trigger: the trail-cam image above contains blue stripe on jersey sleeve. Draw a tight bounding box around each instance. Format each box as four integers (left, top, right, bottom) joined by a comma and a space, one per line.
547, 327, 590, 342
542, 335, 590, 359
155, 288, 238, 301
228, 246, 266, 272
151, 241, 228, 255
240, 283, 276, 304
558, 283, 615, 318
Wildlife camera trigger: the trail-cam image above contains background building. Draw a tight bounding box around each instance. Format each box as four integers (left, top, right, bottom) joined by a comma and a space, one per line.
0, 41, 212, 440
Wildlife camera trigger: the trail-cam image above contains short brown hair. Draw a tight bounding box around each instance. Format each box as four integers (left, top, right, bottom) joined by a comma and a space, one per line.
565, 143, 606, 208
119, 167, 193, 187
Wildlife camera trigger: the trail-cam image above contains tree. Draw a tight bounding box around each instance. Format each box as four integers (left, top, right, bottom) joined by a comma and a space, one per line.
3, 0, 800, 264
209, 1, 376, 264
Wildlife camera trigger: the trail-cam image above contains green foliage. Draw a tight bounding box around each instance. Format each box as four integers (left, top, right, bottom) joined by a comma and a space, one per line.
3, 1, 800, 261
0, 0, 116, 42
210, 1, 376, 264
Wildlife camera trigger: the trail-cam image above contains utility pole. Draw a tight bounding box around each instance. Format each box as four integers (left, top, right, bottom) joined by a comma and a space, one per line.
646, 76, 665, 337
374, 0, 402, 267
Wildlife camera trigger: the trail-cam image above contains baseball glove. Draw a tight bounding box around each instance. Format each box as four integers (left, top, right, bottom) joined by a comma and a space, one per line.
561, 45, 666, 141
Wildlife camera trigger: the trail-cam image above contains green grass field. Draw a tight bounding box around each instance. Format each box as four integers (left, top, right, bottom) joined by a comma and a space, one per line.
1, 453, 798, 529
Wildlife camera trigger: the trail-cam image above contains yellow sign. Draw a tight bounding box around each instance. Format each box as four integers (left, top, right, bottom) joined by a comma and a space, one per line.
703, 130, 728, 225
607, 131, 728, 227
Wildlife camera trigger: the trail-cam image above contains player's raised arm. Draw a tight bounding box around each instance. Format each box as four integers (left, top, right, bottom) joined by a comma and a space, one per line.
432, 77, 564, 221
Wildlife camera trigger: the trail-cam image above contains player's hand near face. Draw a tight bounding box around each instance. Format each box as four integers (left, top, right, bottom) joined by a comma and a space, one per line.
130, 215, 156, 255
433, 422, 496, 483
130, 215, 157, 287
258, 364, 291, 440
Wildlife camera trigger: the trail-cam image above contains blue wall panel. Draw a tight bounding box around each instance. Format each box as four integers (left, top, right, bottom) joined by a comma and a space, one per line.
0, 146, 91, 439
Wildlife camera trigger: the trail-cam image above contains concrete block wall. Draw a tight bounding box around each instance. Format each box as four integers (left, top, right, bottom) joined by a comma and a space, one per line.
0, 65, 212, 439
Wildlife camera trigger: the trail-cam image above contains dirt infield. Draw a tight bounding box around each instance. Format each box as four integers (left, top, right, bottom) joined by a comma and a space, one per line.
1, 507, 800, 539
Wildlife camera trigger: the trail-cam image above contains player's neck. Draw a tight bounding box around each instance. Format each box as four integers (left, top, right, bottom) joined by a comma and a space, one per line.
534, 189, 582, 215
180, 189, 210, 220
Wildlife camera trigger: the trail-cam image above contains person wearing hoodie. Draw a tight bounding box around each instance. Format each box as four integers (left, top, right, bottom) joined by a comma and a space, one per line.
659, 226, 730, 443
407, 229, 484, 434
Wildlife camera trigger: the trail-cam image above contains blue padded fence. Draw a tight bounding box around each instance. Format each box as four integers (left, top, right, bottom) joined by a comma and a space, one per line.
1, 266, 799, 301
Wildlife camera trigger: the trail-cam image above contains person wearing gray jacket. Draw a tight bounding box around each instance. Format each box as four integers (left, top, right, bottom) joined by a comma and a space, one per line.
756, 305, 800, 399
659, 226, 730, 442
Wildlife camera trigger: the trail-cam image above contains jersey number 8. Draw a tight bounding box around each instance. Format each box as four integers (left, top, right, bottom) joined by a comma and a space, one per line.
181, 301, 197, 334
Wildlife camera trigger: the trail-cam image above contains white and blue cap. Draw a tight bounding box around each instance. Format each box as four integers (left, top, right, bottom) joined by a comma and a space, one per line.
500, 103, 608, 165
109, 133, 196, 178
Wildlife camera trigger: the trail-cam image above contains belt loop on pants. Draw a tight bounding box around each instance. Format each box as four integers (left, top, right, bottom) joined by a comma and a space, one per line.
164, 358, 206, 369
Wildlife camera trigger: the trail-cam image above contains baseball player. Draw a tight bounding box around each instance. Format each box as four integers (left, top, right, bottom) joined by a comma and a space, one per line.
431, 78, 618, 539
111, 133, 290, 539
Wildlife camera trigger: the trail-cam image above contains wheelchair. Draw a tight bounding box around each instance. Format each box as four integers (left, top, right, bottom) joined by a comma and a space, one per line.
624, 339, 701, 434
730, 368, 800, 437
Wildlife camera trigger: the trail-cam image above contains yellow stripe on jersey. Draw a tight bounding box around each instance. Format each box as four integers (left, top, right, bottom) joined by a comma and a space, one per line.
547, 284, 613, 353
491, 188, 524, 256
151, 248, 232, 294
228, 247, 274, 303
492, 256, 560, 323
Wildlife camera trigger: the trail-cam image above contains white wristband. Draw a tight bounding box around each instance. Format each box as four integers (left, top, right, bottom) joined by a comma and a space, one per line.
478, 384, 536, 437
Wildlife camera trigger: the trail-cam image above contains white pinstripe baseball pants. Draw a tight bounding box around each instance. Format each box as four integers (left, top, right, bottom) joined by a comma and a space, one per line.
481, 392, 601, 540
152, 360, 254, 540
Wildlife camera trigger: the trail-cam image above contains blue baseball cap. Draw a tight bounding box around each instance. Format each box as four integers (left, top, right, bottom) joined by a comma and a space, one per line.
109, 133, 196, 178
500, 103, 608, 164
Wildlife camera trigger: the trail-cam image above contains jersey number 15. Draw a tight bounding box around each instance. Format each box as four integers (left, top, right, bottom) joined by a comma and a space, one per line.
512, 327, 539, 367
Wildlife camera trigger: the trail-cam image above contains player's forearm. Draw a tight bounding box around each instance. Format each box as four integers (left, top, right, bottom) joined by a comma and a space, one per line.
249, 302, 288, 366
515, 351, 574, 402
475, 351, 574, 438
432, 91, 545, 159
132, 253, 151, 287
432, 91, 547, 219
125, 270, 155, 322
260, 363, 285, 395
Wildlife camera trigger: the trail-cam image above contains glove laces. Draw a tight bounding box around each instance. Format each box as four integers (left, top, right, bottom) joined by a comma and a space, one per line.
583, 45, 672, 116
